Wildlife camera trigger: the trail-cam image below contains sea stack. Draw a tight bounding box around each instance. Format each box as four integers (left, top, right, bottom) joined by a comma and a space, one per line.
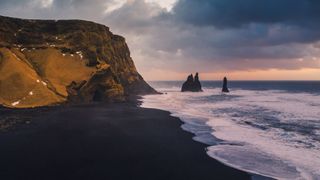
222, 77, 229, 93
181, 72, 203, 92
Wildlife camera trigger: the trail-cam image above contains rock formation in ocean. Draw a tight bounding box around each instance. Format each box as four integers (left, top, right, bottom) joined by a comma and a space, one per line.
181, 74, 194, 92
0, 15, 156, 108
181, 73, 203, 92
222, 77, 229, 93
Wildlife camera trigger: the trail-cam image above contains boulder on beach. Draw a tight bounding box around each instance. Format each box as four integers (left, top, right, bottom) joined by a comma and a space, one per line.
181, 73, 203, 92
222, 77, 229, 93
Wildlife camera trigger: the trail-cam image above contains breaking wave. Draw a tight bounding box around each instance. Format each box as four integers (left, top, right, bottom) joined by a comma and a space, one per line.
141, 83, 320, 180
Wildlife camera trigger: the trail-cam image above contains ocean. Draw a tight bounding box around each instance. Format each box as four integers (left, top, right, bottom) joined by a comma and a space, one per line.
141, 81, 320, 180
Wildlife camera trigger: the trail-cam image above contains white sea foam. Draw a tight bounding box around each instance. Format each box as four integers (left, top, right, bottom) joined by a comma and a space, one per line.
141, 87, 320, 179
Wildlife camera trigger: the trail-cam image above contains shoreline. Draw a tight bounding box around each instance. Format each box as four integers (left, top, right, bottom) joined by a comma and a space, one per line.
140, 84, 320, 180
142, 107, 274, 180
0, 102, 257, 179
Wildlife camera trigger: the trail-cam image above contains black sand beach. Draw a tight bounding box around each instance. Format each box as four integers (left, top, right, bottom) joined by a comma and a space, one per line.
0, 103, 251, 180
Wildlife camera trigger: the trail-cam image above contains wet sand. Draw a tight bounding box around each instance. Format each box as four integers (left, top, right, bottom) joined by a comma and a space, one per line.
0, 103, 251, 180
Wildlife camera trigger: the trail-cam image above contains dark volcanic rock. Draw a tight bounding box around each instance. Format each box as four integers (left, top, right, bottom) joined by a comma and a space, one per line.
222, 77, 229, 93
181, 73, 203, 92
0, 15, 156, 108
181, 74, 194, 92
194, 73, 202, 91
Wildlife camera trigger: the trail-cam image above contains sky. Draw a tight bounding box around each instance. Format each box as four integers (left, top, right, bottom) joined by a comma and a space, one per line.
1, 0, 320, 80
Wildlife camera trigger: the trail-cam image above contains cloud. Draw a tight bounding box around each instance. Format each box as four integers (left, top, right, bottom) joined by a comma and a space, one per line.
171, 0, 320, 28
0, 0, 319, 79
103, 0, 164, 34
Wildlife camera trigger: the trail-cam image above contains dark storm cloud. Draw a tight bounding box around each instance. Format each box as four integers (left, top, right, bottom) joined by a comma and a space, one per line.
0, 0, 319, 75
171, 0, 320, 28
142, 0, 320, 73
159, 0, 320, 51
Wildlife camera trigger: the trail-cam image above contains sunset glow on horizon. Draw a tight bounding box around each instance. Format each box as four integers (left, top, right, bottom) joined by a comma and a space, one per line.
141, 68, 320, 81
2, 0, 320, 81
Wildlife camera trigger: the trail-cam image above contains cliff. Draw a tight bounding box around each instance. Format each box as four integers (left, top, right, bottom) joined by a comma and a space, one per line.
0, 15, 156, 108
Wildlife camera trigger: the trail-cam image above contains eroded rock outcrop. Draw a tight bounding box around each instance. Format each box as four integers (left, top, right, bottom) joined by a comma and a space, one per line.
222, 77, 229, 93
181, 73, 203, 92
0, 15, 156, 108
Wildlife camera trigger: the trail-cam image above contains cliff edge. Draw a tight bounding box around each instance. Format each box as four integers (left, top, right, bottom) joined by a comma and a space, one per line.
0, 15, 156, 108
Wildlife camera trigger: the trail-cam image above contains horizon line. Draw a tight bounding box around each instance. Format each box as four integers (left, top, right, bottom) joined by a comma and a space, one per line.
146, 79, 320, 82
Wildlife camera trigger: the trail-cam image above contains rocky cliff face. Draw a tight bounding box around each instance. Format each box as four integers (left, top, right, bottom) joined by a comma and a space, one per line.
0, 15, 156, 108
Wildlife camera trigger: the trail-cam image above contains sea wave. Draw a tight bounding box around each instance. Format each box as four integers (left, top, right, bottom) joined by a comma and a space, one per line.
141, 86, 320, 180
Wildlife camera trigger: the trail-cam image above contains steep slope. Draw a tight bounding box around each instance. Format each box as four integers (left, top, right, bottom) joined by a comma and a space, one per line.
0, 15, 156, 108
